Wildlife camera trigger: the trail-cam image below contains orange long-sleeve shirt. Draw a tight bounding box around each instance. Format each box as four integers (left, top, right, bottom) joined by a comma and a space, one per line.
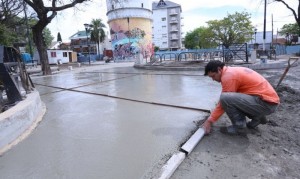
208, 66, 280, 123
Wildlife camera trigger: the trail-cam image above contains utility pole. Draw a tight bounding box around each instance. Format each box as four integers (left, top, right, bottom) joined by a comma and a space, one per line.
23, 1, 33, 58
271, 14, 273, 48
263, 0, 266, 52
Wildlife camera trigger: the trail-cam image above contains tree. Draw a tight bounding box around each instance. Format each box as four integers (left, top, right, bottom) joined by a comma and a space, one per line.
279, 23, 300, 45
0, 24, 16, 46
43, 28, 54, 47
273, 0, 300, 33
0, 0, 26, 46
0, 0, 24, 27
23, 0, 88, 75
184, 26, 217, 49
90, 18, 106, 55
207, 11, 254, 48
57, 32, 62, 43
279, 23, 300, 36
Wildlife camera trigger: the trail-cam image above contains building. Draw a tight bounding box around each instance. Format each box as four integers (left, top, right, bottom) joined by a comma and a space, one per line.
152, 0, 184, 51
106, 0, 153, 62
32, 49, 77, 64
248, 31, 273, 45
69, 30, 112, 56
69, 31, 97, 55
47, 50, 76, 64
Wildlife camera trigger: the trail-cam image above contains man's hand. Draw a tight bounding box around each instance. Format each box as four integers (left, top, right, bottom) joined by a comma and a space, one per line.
202, 120, 212, 134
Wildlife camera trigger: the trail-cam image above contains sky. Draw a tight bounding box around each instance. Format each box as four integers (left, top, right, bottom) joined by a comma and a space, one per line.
47, 0, 297, 42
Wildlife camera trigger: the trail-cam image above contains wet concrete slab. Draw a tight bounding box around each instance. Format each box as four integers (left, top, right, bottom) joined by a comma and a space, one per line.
75, 73, 220, 110
0, 63, 220, 179
32, 71, 135, 89
34, 85, 64, 95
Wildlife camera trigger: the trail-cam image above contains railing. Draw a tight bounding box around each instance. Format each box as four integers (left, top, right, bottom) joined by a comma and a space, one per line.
222, 43, 248, 63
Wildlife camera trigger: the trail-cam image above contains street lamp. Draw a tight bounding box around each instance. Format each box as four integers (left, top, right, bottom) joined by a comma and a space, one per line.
285, 32, 290, 45
254, 28, 257, 43
84, 23, 93, 65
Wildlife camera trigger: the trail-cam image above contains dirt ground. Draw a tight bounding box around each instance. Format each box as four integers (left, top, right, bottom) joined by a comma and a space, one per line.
252, 61, 300, 178
172, 58, 300, 179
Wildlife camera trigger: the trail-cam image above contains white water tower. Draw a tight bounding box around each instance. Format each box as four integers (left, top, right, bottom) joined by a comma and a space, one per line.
106, 0, 153, 63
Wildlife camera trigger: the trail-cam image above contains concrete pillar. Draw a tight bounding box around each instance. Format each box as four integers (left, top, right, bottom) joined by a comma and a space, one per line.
250, 50, 257, 63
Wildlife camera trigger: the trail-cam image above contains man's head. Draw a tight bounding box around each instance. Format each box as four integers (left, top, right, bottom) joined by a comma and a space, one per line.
204, 60, 225, 82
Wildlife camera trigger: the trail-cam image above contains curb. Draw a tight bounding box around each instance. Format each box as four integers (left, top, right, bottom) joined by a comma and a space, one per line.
0, 90, 46, 155
157, 128, 206, 179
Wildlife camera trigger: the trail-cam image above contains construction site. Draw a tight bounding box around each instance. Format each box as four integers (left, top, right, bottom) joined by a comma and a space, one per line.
0, 46, 299, 178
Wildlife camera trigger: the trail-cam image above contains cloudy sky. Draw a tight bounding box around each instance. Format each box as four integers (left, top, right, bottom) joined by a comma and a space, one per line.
47, 0, 297, 42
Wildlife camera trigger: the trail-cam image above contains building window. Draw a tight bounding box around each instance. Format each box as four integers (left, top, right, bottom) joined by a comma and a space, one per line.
50, 52, 56, 57
63, 52, 68, 57
112, 5, 114, 10
162, 25, 166, 28
163, 42, 167, 44
162, 17, 166, 21
141, 3, 143, 8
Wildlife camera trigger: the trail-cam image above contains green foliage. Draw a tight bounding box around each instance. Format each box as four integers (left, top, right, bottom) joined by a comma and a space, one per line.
57, 32, 62, 42
184, 26, 217, 49
90, 18, 106, 55
0, 23, 17, 46
207, 11, 254, 48
43, 28, 54, 47
90, 18, 106, 43
154, 46, 159, 52
279, 23, 300, 36
184, 11, 254, 49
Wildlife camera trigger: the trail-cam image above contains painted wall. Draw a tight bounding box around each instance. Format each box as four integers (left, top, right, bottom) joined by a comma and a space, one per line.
106, 0, 153, 62
109, 18, 153, 61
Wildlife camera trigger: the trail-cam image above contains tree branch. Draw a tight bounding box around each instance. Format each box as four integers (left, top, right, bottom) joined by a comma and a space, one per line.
274, 0, 299, 21
46, 0, 88, 12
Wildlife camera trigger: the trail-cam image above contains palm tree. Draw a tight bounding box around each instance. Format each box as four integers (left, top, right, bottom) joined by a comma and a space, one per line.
90, 19, 106, 55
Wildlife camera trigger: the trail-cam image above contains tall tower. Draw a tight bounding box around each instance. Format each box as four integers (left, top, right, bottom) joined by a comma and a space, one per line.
106, 0, 153, 63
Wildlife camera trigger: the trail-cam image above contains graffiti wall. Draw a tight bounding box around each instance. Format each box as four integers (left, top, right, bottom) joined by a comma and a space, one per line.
109, 18, 153, 62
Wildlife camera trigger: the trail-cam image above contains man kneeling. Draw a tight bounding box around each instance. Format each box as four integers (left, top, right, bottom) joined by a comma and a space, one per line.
202, 60, 280, 135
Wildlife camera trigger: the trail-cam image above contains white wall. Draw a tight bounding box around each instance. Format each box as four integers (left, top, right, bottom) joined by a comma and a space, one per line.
47, 50, 72, 64
248, 31, 273, 44
106, 0, 152, 22
106, 0, 152, 11
152, 9, 169, 49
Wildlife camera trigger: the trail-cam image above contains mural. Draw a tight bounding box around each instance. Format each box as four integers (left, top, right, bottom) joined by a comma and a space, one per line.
109, 18, 153, 62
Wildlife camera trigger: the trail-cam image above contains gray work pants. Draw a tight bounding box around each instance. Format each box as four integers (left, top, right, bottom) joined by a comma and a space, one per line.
220, 92, 278, 127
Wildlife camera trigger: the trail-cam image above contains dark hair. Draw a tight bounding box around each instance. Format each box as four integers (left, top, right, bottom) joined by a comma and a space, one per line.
204, 60, 225, 76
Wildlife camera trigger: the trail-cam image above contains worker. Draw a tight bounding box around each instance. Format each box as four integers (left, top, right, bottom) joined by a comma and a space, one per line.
202, 60, 280, 135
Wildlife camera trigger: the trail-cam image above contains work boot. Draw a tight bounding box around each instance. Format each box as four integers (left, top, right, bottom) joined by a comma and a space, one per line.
247, 116, 268, 129
220, 125, 246, 135
235, 119, 246, 129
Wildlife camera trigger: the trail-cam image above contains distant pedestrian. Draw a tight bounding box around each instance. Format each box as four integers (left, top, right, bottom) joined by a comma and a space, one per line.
202, 60, 280, 135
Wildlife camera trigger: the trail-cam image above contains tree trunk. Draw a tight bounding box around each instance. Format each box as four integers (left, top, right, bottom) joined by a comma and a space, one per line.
32, 24, 52, 75
97, 42, 100, 55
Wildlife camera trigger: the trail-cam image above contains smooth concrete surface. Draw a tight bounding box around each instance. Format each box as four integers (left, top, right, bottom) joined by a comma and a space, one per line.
0, 90, 45, 155
74, 72, 219, 111
0, 63, 217, 179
